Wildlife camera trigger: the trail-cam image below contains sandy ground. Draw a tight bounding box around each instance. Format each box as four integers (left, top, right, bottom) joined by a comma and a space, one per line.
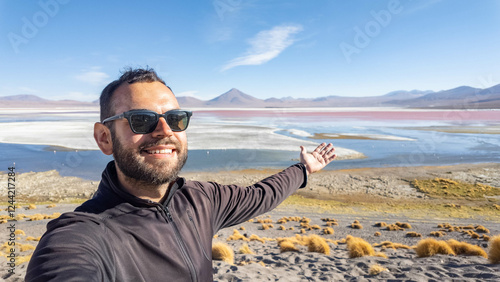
1, 163, 500, 281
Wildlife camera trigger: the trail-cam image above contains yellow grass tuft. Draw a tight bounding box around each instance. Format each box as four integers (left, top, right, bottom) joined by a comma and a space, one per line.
386, 224, 405, 231
279, 239, 300, 253
488, 235, 500, 264
239, 244, 255, 255
406, 232, 422, 238
369, 264, 387, 276
310, 224, 321, 230
227, 229, 249, 242
374, 241, 412, 250
26, 236, 41, 241
374, 232, 381, 237
346, 236, 375, 258
351, 222, 363, 229
249, 234, 266, 244
326, 221, 339, 226
19, 243, 36, 252
430, 231, 447, 237
46, 204, 57, 208
239, 226, 245, 230
307, 235, 330, 255
300, 228, 306, 234
475, 225, 490, 233
212, 242, 234, 264
27, 204, 37, 210
446, 239, 487, 258
415, 238, 455, 257
375, 222, 387, 227
14, 229, 26, 236
323, 227, 334, 235
395, 222, 412, 229
16, 254, 32, 265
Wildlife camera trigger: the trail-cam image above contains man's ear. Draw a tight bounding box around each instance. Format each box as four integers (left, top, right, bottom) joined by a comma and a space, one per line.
94, 122, 113, 155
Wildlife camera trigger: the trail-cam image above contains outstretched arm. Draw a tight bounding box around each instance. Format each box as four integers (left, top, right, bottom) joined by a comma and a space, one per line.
300, 143, 336, 175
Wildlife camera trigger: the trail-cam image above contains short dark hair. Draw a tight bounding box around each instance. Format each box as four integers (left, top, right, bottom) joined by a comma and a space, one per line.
99, 67, 171, 122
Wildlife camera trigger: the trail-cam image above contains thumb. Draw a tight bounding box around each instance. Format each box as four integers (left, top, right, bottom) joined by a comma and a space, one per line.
300, 146, 306, 154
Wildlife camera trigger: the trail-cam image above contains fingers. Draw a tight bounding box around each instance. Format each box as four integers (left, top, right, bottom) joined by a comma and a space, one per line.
317, 143, 336, 162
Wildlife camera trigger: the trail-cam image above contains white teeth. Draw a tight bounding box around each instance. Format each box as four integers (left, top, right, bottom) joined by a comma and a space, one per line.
147, 149, 173, 154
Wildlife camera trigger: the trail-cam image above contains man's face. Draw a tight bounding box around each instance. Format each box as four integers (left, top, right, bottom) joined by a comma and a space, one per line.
109, 81, 188, 185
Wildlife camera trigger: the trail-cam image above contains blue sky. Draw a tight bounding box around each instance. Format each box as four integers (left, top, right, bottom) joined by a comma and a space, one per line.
1, 0, 500, 101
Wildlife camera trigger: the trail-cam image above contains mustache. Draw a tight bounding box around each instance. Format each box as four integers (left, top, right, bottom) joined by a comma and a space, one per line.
138, 138, 182, 151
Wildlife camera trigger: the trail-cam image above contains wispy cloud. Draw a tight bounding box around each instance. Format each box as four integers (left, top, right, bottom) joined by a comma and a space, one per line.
75, 68, 110, 85
221, 24, 303, 71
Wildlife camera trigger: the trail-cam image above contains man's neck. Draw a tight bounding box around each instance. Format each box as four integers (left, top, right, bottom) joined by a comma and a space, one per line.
116, 169, 172, 203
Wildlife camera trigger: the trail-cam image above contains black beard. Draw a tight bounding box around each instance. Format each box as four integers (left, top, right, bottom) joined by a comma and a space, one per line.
112, 135, 187, 186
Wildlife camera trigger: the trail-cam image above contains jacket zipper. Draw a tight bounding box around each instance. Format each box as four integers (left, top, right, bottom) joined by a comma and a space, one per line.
187, 211, 211, 261
162, 206, 198, 282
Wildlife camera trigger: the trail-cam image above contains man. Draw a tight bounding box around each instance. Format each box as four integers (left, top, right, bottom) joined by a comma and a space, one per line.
26, 68, 336, 281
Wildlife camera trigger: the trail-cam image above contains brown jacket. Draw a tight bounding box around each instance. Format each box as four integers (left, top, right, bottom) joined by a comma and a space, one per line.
26, 161, 307, 281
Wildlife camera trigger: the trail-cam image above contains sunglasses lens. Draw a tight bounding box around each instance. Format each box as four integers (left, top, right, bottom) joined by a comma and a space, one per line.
130, 112, 158, 134
167, 112, 190, 131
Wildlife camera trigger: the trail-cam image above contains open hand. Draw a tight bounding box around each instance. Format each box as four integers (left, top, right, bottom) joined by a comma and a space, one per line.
300, 143, 336, 175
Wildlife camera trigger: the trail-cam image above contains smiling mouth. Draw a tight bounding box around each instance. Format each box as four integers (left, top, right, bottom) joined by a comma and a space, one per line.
145, 149, 173, 154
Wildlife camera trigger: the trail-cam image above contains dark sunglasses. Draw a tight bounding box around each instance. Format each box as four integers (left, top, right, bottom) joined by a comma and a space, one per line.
102, 109, 193, 134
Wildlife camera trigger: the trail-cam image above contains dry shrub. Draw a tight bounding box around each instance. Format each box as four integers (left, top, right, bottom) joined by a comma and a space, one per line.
227, 229, 249, 242
27, 204, 37, 210
249, 234, 266, 244
430, 231, 447, 237
277, 217, 288, 224
475, 225, 490, 233
321, 217, 337, 222
375, 222, 387, 227
239, 244, 255, 255
212, 242, 234, 264
300, 217, 311, 224
300, 229, 306, 234
369, 264, 387, 276
446, 239, 487, 258
488, 235, 500, 264
346, 236, 375, 258
353, 220, 360, 224
310, 225, 321, 230
386, 224, 404, 231
415, 238, 455, 257
351, 222, 363, 229
27, 214, 45, 221
395, 222, 412, 229
289, 227, 295, 231
483, 235, 491, 241
307, 235, 330, 255
19, 244, 36, 252
323, 227, 334, 235
279, 239, 300, 253
374, 241, 412, 250
16, 254, 32, 265
326, 221, 339, 226
406, 232, 422, 238
239, 226, 245, 230
278, 225, 286, 230
46, 204, 57, 208
14, 230, 26, 236
374, 232, 381, 237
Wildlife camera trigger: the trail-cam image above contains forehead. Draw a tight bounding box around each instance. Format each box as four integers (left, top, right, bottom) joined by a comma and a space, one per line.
112, 81, 179, 113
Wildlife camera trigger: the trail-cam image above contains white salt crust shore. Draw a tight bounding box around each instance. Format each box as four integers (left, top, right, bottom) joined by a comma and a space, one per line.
0, 120, 365, 160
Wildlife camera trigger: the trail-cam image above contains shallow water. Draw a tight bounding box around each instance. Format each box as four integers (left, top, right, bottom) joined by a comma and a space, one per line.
1, 108, 499, 180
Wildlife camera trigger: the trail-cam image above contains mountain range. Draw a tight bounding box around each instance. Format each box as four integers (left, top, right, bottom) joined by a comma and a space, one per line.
2, 84, 500, 109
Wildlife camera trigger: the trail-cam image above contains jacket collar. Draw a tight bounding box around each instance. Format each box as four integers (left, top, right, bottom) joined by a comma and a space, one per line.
96, 161, 183, 208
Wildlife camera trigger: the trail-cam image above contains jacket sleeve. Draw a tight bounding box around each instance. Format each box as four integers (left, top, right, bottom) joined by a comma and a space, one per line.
209, 163, 307, 232
25, 215, 114, 282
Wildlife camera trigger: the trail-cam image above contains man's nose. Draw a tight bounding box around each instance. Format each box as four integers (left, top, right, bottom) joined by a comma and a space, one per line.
151, 117, 173, 138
